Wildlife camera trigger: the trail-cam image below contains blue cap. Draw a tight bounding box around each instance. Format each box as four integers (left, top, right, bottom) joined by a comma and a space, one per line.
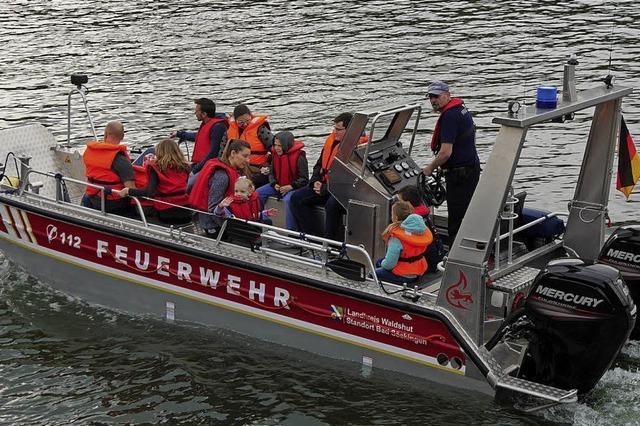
427, 80, 449, 96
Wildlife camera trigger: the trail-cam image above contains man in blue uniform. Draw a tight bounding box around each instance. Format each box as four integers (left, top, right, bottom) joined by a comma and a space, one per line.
422, 81, 480, 242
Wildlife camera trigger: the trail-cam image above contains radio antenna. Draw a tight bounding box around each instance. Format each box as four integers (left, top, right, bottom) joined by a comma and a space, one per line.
603, 3, 616, 88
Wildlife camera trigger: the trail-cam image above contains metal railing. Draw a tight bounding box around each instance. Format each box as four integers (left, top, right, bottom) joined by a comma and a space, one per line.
5, 165, 395, 291
359, 104, 422, 179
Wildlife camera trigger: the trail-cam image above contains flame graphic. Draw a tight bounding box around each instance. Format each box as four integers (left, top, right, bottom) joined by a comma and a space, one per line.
445, 271, 474, 310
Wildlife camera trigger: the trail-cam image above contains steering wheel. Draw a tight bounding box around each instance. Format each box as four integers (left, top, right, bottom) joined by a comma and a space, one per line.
417, 169, 446, 207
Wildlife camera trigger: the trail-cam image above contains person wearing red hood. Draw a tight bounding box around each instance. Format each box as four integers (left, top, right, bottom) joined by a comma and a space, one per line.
421, 80, 480, 243
256, 131, 309, 231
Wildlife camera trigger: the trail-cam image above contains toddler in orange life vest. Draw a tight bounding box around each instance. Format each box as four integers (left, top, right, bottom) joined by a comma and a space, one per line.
214, 177, 277, 222
375, 201, 433, 285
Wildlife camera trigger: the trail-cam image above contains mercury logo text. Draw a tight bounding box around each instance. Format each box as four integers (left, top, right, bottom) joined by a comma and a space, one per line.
607, 249, 640, 263
535, 285, 604, 308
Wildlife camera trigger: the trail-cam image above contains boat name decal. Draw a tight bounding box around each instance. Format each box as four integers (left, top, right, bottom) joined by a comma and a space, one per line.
534, 285, 604, 308
95, 239, 291, 309
606, 248, 640, 264
445, 271, 474, 310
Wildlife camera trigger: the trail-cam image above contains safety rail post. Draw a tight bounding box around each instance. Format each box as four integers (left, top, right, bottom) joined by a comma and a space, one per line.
129, 197, 148, 227
67, 85, 98, 145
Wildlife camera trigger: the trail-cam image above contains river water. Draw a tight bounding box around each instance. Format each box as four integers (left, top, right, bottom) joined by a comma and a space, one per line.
1, 0, 639, 424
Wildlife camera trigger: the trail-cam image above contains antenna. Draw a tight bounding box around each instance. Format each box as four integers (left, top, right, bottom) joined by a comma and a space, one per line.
603, 3, 616, 88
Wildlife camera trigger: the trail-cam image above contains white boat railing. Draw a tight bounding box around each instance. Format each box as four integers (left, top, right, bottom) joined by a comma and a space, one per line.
10, 165, 401, 293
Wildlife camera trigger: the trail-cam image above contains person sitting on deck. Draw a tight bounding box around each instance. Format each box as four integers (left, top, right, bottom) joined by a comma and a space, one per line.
289, 112, 356, 241
114, 139, 192, 225
82, 120, 136, 216
169, 98, 229, 190
222, 104, 274, 188
256, 131, 309, 231
214, 177, 277, 223
375, 201, 433, 285
188, 139, 252, 236
397, 185, 445, 272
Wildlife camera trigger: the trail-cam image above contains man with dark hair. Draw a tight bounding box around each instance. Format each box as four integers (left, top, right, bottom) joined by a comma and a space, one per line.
223, 103, 274, 187
289, 112, 354, 241
170, 98, 228, 178
422, 81, 480, 242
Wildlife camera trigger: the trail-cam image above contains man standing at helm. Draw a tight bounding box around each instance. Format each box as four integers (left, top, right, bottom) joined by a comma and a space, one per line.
422, 81, 480, 243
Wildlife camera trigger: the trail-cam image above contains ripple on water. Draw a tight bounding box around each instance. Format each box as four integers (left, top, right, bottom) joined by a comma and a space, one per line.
2, 0, 640, 424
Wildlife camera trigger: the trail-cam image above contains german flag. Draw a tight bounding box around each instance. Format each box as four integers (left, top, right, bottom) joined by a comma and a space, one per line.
616, 117, 640, 199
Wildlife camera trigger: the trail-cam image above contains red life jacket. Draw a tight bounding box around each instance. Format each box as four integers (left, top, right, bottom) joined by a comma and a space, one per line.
188, 159, 240, 211
413, 203, 431, 217
271, 140, 305, 186
385, 224, 433, 276
83, 141, 130, 200
132, 165, 153, 207
148, 163, 189, 211
227, 114, 270, 166
228, 191, 261, 221
192, 116, 228, 164
430, 98, 464, 153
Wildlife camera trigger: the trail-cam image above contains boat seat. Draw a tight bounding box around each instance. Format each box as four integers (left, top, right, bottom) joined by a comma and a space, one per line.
264, 196, 345, 237
221, 219, 263, 249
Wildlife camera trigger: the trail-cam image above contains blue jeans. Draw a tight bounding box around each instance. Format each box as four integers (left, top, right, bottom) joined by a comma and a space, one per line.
375, 267, 418, 285
256, 184, 298, 231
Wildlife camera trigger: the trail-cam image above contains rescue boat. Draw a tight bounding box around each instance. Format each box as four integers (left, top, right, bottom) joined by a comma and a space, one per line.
0, 59, 637, 410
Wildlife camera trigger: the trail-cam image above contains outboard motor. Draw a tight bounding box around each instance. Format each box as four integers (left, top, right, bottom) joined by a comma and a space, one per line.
598, 225, 640, 338
518, 259, 635, 394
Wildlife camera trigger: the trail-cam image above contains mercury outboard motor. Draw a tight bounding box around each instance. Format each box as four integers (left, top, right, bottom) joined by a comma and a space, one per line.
516, 259, 635, 394
598, 225, 640, 339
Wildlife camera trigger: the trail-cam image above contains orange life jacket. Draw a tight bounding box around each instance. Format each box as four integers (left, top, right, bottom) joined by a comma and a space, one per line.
148, 163, 190, 211
83, 141, 130, 200
386, 226, 433, 276
227, 114, 270, 166
188, 159, 240, 211
192, 116, 228, 164
318, 131, 368, 183
228, 191, 261, 221
271, 140, 305, 187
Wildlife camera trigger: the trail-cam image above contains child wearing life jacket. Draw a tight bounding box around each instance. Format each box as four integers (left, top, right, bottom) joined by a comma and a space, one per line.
256, 131, 309, 231
214, 177, 277, 223
397, 185, 445, 273
375, 201, 433, 284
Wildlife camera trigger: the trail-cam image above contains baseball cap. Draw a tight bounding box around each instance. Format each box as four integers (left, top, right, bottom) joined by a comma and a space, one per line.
426, 80, 449, 96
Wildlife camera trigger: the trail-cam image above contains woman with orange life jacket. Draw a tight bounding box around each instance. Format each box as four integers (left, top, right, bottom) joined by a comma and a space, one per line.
289, 112, 355, 241
168, 98, 228, 191
115, 139, 192, 225
224, 104, 274, 188
188, 139, 252, 235
255, 131, 309, 230
214, 177, 278, 223
375, 201, 433, 284
82, 120, 136, 216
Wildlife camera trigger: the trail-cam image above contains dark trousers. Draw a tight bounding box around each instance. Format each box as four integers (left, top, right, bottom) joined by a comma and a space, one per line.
445, 163, 481, 242
289, 185, 345, 241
